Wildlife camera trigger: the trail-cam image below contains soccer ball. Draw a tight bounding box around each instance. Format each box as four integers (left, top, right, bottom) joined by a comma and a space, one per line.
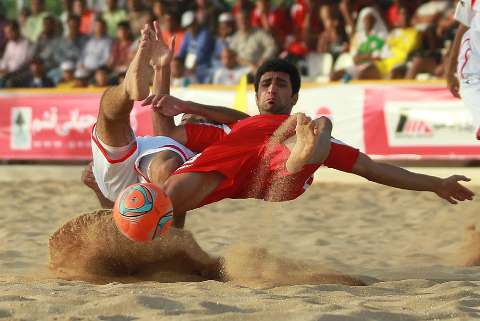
112, 183, 173, 242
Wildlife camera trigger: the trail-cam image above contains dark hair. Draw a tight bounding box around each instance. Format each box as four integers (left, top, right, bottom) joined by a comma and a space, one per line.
6, 20, 20, 33
254, 59, 301, 95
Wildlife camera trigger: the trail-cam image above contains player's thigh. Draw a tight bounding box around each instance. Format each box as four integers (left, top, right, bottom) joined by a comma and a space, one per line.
163, 172, 224, 212
96, 86, 134, 147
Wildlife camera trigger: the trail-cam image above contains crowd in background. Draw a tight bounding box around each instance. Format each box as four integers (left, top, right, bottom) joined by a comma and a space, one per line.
0, 0, 460, 89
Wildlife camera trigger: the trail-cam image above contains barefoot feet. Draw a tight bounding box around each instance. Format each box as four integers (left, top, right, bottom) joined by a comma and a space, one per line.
286, 114, 332, 174
123, 25, 155, 101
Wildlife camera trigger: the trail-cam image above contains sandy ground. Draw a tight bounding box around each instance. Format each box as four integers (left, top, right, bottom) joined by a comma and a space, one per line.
1, 165, 480, 320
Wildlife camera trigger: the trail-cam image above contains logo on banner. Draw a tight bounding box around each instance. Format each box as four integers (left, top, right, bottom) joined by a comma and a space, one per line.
11, 107, 32, 150
395, 113, 433, 136
385, 102, 475, 146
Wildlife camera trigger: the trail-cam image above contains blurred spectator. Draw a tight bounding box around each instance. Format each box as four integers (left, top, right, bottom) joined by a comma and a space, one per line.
17, 7, 31, 36
171, 57, 194, 87
230, 8, 277, 73
405, 6, 457, 79
412, 0, 450, 31
92, 65, 112, 87
231, 0, 254, 17
34, 15, 62, 71
23, 57, 55, 87
103, 0, 128, 38
386, 0, 418, 28
160, 12, 184, 56
0, 20, 33, 87
127, 0, 151, 36
177, 10, 214, 83
250, 0, 291, 46
316, 5, 349, 60
281, 25, 309, 64
79, 18, 112, 73
57, 60, 77, 88
339, 0, 356, 36
0, 11, 7, 56
152, 0, 167, 21
60, 0, 75, 35
195, 0, 226, 33
73, 67, 90, 87
108, 21, 133, 75
290, 0, 321, 49
212, 47, 250, 85
350, 7, 388, 64
73, 0, 95, 35
52, 14, 88, 83
23, 0, 50, 42
212, 12, 235, 68
358, 6, 420, 79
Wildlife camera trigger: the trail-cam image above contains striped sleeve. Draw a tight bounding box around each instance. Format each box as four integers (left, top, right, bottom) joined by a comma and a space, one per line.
184, 123, 232, 152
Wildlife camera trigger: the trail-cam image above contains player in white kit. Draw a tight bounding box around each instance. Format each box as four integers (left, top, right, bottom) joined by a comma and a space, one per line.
88, 21, 247, 218
447, 0, 480, 140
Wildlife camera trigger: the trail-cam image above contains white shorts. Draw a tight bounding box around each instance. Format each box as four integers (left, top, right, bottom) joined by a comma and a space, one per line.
91, 125, 195, 201
460, 79, 480, 128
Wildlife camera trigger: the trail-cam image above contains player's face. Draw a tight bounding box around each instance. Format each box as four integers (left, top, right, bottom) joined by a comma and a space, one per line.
256, 71, 298, 115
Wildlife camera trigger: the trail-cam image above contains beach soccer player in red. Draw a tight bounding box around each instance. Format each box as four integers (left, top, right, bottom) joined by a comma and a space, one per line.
146, 60, 475, 228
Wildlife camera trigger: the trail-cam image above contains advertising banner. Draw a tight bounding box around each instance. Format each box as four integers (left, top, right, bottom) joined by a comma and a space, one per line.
1, 84, 479, 161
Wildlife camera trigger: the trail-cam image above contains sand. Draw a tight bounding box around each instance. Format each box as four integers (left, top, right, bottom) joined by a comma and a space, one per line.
1, 164, 480, 320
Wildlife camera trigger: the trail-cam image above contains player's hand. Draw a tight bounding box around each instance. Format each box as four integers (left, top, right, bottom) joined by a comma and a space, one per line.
446, 73, 460, 98
142, 94, 188, 116
434, 175, 474, 204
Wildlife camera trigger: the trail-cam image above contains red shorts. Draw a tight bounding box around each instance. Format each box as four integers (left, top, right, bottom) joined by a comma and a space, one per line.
173, 141, 359, 208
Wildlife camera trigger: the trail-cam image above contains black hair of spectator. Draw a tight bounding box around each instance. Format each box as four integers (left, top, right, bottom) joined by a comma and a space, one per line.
5, 20, 20, 33
95, 17, 107, 27
254, 59, 301, 96
117, 20, 134, 39
67, 14, 81, 24
31, 57, 44, 65
96, 65, 111, 73
238, 6, 252, 18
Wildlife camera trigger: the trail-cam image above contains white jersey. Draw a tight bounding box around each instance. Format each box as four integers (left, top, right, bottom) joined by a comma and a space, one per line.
455, 0, 480, 78
91, 126, 195, 201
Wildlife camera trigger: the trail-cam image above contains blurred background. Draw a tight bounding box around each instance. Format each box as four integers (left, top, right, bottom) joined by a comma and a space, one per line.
0, 0, 478, 163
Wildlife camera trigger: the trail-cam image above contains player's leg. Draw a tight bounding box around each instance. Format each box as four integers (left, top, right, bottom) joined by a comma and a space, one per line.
163, 171, 224, 223
283, 114, 333, 174
95, 24, 154, 147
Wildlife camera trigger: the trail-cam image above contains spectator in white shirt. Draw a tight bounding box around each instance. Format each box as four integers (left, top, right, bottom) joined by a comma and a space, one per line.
212, 47, 250, 85
79, 18, 112, 73
0, 20, 33, 87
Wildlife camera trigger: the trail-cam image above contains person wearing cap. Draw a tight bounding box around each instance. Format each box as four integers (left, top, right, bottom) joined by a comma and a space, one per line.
73, 67, 90, 87
57, 60, 77, 89
212, 12, 236, 69
177, 10, 214, 83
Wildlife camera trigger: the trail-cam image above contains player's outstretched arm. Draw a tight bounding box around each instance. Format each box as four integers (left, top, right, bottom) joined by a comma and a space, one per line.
141, 94, 250, 143
446, 23, 469, 98
350, 153, 475, 204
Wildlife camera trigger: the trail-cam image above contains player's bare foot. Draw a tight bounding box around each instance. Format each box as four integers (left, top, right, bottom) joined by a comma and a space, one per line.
123, 24, 154, 101
286, 114, 332, 174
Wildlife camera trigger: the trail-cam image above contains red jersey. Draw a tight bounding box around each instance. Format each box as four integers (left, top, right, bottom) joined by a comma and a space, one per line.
173, 114, 359, 207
